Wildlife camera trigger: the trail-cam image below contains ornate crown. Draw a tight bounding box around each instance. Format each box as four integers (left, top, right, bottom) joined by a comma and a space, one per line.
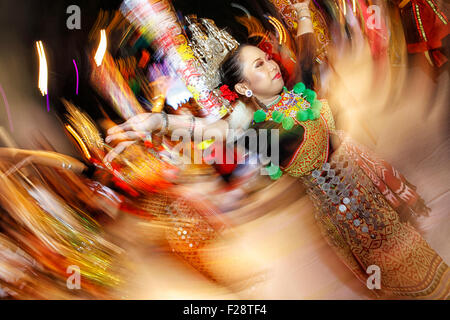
185, 15, 239, 91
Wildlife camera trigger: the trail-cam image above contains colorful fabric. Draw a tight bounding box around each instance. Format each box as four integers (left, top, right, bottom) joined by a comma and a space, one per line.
268, 0, 331, 57
335, 131, 430, 216
283, 113, 329, 177
263, 87, 333, 177
136, 189, 229, 282
301, 134, 449, 298
395, 0, 449, 66
263, 88, 449, 298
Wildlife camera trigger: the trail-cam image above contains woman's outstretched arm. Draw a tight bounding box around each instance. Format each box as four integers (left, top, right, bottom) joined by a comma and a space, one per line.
292, 0, 317, 89
104, 112, 229, 163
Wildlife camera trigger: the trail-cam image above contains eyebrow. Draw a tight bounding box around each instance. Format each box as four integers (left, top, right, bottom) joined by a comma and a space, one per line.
253, 57, 263, 65
253, 53, 270, 64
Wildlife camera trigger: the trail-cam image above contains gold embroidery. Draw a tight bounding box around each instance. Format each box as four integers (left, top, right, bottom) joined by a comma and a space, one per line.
284, 114, 329, 177
415, 4, 428, 42
426, 0, 448, 25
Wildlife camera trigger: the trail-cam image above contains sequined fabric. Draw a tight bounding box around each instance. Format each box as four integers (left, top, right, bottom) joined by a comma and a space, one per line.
137, 190, 228, 283
301, 135, 450, 298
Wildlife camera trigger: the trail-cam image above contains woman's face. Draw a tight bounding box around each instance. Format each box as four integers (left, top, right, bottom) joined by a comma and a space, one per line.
237, 45, 284, 101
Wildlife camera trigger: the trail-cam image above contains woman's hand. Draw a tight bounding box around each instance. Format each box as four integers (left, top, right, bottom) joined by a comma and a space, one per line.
106, 113, 161, 138
292, 0, 311, 16
103, 113, 162, 163
292, 0, 313, 36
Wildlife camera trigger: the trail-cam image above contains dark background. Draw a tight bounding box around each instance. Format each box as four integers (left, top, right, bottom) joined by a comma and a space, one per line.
0, 0, 286, 119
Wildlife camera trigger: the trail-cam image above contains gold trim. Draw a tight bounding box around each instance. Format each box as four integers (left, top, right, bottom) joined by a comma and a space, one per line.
415, 4, 428, 42
425, 0, 448, 25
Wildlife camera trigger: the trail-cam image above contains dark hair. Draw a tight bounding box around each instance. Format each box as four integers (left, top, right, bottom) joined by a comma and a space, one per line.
219, 44, 251, 91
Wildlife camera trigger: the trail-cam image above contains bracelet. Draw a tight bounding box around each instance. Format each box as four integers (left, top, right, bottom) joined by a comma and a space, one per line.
298, 15, 312, 22
187, 115, 196, 136
296, 7, 310, 15
157, 111, 169, 136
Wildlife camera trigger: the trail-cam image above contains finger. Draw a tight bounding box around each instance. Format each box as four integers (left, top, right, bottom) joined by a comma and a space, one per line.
105, 131, 147, 143
107, 121, 138, 135
107, 124, 124, 135
103, 140, 137, 164
104, 141, 134, 164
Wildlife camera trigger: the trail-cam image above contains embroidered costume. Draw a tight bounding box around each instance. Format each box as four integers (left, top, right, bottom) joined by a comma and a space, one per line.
393, 0, 449, 67
251, 83, 449, 298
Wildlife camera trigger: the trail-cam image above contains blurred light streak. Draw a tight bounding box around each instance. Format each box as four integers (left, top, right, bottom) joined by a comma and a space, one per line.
36, 41, 48, 96
267, 16, 284, 45
0, 84, 14, 132
235, 16, 270, 42
94, 29, 107, 67
271, 16, 287, 44
352, 0, 356, 13
343, 0, 347, 16
267, 19, 280, 43
65, 124, 92, 160
230, 3, 251, 18
269, 16, 281, 43
73, 59, 79, 95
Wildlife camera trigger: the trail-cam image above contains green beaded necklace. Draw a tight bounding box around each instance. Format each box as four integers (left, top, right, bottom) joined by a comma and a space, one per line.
252, 82, 322, 128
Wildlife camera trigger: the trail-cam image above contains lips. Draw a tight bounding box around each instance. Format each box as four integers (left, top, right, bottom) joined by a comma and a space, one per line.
273, 72, 281, 80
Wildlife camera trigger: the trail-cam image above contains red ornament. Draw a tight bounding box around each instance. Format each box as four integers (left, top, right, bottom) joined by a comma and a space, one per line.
219, 85, 238, 102
259, 41, 273, 57
144, 140, 154, 149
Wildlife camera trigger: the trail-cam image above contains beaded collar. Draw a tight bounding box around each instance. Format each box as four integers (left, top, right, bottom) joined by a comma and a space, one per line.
253, 82, 323, 131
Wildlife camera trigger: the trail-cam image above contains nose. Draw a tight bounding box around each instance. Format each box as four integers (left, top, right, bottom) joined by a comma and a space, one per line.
269, 59, 278, 71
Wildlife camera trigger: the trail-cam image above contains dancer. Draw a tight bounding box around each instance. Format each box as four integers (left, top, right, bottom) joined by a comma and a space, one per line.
105, 2, 449, 299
